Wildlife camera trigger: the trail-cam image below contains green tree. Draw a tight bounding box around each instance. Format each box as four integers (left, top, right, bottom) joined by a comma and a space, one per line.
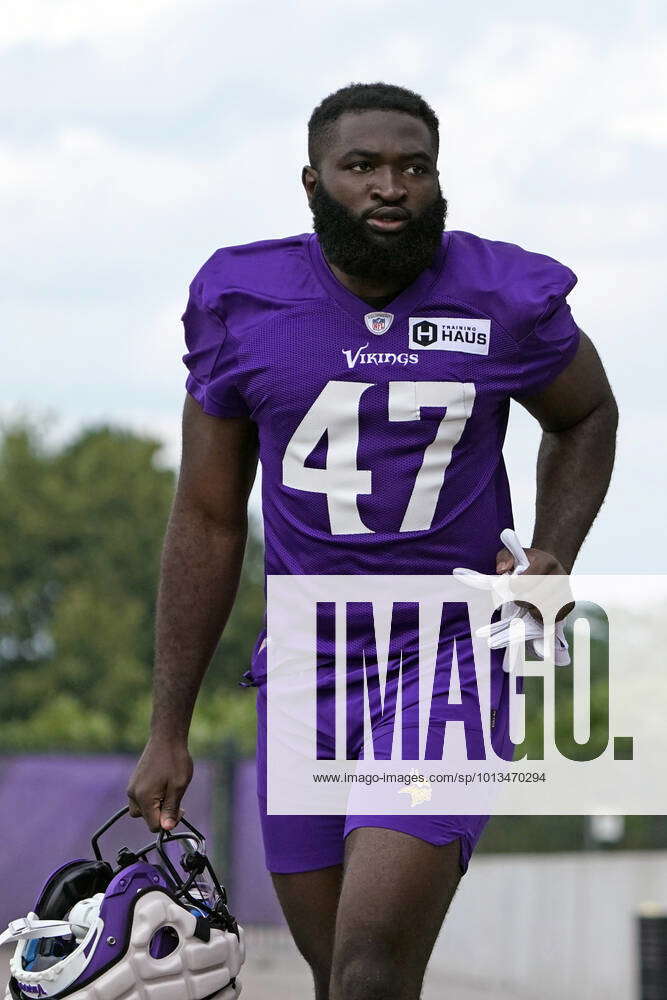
0, 419, 262, 754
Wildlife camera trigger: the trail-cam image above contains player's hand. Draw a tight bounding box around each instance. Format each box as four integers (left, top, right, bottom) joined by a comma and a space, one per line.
127, 735, 193, 833
494, 545, 575, 621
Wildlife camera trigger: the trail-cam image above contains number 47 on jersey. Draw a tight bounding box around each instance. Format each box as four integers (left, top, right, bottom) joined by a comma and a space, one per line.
282, 379, 475, 535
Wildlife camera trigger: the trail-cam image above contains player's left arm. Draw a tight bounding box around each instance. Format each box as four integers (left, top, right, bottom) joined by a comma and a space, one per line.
502, 329, 618, 576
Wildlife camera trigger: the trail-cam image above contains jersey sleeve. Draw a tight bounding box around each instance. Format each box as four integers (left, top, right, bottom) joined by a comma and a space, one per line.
511, 259, 581, 397
181, 272, 250, 418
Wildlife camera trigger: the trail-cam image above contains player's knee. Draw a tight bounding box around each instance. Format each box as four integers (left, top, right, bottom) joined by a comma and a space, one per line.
331, 946, 417, 1000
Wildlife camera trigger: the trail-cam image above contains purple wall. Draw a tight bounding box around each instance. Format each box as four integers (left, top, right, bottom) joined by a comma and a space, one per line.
230, 757, 285, 924
0, 753, 284, 928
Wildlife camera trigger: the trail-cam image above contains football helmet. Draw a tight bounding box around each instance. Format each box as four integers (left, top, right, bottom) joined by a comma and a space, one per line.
1, 806, 245, 1000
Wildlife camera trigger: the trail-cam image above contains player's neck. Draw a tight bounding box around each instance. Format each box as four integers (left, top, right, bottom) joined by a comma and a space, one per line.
326, 258, 414, 310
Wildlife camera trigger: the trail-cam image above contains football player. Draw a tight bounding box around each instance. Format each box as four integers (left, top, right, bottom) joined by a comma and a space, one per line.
128, 82, 617, 1000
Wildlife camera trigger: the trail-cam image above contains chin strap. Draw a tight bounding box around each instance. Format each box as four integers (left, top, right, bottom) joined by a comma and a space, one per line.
0, 913, 73, 947
453, 528, 571, 674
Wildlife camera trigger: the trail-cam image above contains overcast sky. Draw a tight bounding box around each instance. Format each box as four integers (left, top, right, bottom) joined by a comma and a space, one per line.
2, 0, 664, 573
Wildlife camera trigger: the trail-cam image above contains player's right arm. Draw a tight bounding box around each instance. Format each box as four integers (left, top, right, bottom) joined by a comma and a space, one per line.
127, 394, 259, 833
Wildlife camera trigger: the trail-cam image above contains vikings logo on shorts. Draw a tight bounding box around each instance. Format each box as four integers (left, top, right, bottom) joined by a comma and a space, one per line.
364, 311, 394, 335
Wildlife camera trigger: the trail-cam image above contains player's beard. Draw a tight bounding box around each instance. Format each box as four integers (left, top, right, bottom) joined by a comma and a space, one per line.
310, 180, 447, 283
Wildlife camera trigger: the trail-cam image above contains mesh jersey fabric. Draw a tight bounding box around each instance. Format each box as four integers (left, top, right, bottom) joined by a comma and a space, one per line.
182, 229, 581, 685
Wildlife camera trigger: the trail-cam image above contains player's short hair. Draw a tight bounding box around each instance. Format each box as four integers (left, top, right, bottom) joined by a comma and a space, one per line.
307, 82, 440, 169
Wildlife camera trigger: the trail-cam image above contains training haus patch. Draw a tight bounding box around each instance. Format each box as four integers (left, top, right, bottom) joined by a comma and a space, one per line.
409, 317, 491, 355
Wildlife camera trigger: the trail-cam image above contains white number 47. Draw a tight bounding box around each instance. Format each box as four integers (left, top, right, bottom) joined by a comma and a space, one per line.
282, 380, 475, 535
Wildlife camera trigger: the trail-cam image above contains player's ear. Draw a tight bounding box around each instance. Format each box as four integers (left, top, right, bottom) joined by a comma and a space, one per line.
302, 165, 318, 201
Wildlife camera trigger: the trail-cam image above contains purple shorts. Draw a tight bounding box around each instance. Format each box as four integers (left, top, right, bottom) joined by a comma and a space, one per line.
245, 648, 516, 877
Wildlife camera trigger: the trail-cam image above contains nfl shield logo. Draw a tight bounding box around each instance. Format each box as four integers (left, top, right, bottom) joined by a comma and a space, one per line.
364, 311, 394, 335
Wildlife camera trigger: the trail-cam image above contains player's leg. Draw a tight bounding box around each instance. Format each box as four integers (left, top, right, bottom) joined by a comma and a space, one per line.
329, 827, 463, 1000
255, 682, 346, 998
271, 864, 343, 999
326, 682, 516, 1000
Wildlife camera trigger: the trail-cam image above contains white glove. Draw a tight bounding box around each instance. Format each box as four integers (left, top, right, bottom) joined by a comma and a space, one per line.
453, 528, 570, 673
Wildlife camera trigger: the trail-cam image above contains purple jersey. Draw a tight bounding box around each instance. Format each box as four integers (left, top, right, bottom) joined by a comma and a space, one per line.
182, 229, 579, 576
183, 230, 579, 693
182, 230, 579, 863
